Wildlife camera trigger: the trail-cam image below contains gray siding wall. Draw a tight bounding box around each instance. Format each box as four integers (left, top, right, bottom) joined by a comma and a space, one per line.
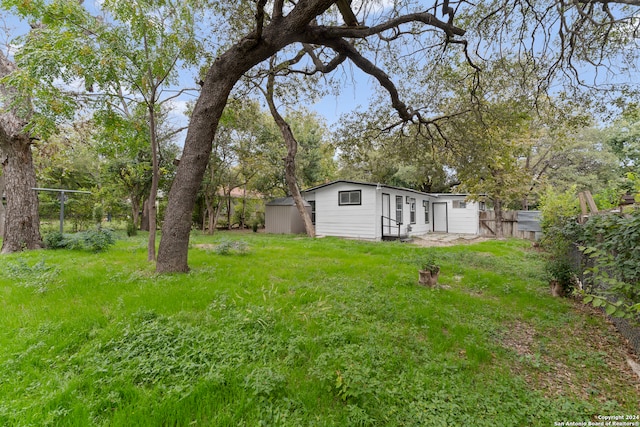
265, 205, 310, 234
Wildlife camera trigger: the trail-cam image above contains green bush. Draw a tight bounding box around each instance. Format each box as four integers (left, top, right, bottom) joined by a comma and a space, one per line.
44, 228, 116, 252
545, 258, 576, 294
126, 221, 138, 237
573, 209, 640, 319
81, 228, 116, 252
214, 239, 249, 255
43, 231, 66, 249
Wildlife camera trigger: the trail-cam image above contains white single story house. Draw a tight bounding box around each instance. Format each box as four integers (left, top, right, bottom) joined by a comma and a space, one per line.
295, 180, 480, 240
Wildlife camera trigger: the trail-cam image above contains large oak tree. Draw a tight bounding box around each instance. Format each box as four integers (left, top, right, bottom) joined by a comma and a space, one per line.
156, 0, 467, 272
0, 52, 43, 253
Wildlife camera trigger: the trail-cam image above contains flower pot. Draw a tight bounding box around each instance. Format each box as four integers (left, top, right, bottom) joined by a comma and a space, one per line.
419, 269, 439, 287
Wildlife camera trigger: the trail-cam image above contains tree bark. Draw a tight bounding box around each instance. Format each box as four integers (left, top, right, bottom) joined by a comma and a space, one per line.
0, 134, 43, 253
494, 198, 504, 239
155, 0, 463, 272
0, 53, 42, 253
140, 198, 150, 231
131, 195, 141, 230
147, 102, 159, 261
0, 173, 5, 239
156, 1, 339, 272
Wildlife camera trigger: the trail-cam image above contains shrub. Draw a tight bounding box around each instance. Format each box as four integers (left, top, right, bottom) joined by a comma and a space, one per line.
44, 228, 116, 252
81, 228, 116, 252
43, 231, 66, 249
214, 239, 249, 255
545, 258, 576, 295
126, 221, 138, 237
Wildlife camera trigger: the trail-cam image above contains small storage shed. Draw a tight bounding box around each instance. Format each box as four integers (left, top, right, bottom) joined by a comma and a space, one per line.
265, 196, 312, 234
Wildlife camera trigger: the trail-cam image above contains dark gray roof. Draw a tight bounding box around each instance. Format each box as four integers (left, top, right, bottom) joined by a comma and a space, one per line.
302, 180, 437, 197
266, 196, 311, 207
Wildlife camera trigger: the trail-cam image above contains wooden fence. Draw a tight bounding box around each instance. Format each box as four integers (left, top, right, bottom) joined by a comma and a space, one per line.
479, 210, 541, 240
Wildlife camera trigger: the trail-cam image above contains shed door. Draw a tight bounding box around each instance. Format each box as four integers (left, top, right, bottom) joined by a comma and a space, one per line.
433, 202, 448, 233
382, 193, 391, 235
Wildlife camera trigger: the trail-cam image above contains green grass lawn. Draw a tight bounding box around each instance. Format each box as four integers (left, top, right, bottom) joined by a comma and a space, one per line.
0, 232, 638, 426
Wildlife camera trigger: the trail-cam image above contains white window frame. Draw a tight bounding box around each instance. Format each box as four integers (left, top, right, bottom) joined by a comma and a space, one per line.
423, 200, 430, 224
395, 195, 403, 224
339, 190, 361, 206
410, 198, 416, 224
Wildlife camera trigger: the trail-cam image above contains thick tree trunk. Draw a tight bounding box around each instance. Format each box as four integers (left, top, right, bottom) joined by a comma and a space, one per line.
157, 63, 248, 270
494, 198, 504, 239
0, 50, 42, 253
0, 173, 5, 239
0, 135, 42, 253
156, 1, 340, 272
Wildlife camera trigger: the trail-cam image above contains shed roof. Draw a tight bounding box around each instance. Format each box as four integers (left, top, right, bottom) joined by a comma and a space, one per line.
266, 196, 311, 207
302, 180, 439, 197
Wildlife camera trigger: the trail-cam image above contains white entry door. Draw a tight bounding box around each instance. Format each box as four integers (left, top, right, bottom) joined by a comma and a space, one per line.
433, 202, 448, 232
382, 193, 391, 235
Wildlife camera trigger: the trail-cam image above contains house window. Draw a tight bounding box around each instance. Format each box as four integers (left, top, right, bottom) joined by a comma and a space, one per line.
309, 200, 316, 224
410, 198, 416, 224
452, 200, 467, 209
395, 195, 403, 224
423, 200, 430, 224
339, 190, 361, 206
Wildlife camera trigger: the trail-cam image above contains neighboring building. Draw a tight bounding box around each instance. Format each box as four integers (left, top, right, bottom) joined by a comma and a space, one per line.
293, 180, 480, 240
264, 196, 312, 234
216, 186, 264, 228
428, 193, 482, 235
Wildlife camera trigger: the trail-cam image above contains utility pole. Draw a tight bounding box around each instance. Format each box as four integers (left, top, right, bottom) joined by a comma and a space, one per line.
32, 188, 92, 233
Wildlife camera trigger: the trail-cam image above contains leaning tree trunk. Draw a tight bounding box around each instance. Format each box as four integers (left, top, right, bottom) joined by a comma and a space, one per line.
0, 134, 43, 253
265, 71, 315, 237
0, 173, 6, 239
156, 0, 352, 272
156, 48, 274, 271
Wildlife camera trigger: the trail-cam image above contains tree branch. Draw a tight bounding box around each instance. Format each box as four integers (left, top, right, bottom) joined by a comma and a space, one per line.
306, 11, 466, 39
301, 44, 347, 74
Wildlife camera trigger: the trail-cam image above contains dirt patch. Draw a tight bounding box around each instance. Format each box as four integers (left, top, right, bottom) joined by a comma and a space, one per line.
500, 303, 640, 403
411, 234, 492, 247
193, 244, 216, 250
501, 321, 537, 357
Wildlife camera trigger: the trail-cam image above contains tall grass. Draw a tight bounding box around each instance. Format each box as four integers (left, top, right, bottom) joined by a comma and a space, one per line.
0, 232, 636, 426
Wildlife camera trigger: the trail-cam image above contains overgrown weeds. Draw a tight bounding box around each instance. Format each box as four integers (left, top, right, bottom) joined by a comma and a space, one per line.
0, 233, 637, 426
